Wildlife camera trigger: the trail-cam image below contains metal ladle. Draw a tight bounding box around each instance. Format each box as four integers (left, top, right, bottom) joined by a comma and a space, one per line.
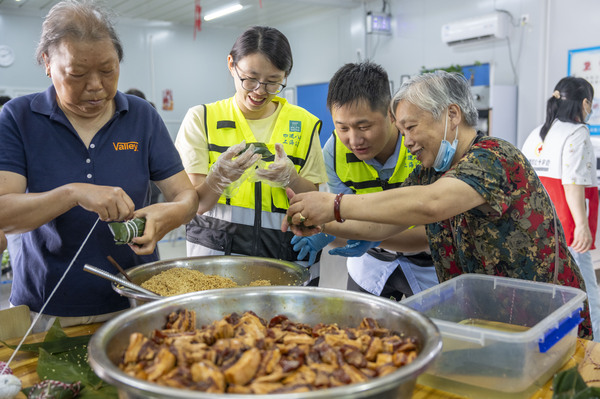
83, 264, 161, 298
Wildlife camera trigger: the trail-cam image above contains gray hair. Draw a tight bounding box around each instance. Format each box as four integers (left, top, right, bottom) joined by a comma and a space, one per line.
391, 71, 479, 127
35, 0, 123, 65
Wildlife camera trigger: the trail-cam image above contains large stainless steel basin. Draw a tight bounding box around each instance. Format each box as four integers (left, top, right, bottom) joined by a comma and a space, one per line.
89, 286, 442, 399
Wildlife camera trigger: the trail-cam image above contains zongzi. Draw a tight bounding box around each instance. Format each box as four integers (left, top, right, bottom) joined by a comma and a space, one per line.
108, 218, 146, 245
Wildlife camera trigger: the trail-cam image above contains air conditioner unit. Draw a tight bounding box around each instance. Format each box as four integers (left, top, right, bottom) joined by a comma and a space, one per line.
441, 12, 510, 46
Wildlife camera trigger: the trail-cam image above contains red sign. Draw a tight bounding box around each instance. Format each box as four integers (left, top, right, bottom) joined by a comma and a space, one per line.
162, 89, 173, 111
194, 0, 202, 39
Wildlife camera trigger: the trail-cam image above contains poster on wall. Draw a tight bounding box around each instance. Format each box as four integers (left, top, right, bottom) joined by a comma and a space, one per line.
162, 89, 173, 111
568, 45, 600, 134
296, 83, 333, 148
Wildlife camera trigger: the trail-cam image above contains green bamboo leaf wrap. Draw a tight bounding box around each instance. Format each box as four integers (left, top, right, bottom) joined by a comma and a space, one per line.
239, 142, 273, 159
108, 218, 146, 245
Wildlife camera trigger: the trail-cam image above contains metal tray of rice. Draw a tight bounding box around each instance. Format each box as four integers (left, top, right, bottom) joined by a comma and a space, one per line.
112, 255, 311, 307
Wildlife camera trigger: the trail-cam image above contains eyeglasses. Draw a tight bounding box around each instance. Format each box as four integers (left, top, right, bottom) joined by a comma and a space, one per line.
234, 65, 286, 95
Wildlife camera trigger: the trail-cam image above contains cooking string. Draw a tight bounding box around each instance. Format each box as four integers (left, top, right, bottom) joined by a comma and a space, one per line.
125, 219, 138, 244
1, 217, 100, 375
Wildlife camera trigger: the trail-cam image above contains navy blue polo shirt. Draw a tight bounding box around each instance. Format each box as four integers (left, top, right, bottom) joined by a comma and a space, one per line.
0, 87, 184, 316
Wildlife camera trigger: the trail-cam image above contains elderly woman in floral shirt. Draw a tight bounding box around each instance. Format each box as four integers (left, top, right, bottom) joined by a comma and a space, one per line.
283, 71, 592, 340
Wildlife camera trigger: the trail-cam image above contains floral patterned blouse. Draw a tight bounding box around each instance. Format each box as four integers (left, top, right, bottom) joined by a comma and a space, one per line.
402, 134, 592, 339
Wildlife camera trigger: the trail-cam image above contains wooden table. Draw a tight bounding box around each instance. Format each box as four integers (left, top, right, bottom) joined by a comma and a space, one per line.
1, 325, 598, 398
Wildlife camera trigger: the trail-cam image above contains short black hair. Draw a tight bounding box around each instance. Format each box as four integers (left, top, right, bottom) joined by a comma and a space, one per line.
125, 88, 146, 100
327, 61, 391, 115
229, 26, 293, 76
0, 96, 11, 105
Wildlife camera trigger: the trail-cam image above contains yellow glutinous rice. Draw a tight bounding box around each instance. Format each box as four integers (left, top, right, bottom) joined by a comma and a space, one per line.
140, 267, 271, 296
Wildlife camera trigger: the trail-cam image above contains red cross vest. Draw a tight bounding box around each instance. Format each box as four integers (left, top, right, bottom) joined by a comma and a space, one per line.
522, 120, 599, 248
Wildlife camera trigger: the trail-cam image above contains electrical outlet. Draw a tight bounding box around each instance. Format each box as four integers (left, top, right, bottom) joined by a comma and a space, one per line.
520, 14, 530, 26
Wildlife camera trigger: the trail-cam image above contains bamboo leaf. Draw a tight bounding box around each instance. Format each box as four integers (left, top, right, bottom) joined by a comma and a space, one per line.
573, 387, 600, 399
78, 384, 119, 399
35, 347, 118, 398
14, 320, 118, 398
37, 347, 88, 385
552, 366, 590, 398
46, 318, 69, 341
0, 335, 92, 354
108, 218, 146, 245
240, 142, 273, 159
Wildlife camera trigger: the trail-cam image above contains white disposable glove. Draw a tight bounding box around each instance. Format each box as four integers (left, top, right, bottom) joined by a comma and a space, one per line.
254, 143, 298, 187
204, 141, 261, 195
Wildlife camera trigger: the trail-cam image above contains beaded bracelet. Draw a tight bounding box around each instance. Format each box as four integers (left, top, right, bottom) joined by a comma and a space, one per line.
334, 192, 345, 223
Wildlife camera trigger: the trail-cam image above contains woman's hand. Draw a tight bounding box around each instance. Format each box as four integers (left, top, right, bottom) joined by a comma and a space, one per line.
255, 143, 298, 187
129, 171, 198, 255
204, 141, 261, 194
71, 183, 135, 222
127, 206, 162, 255
282, 188, 336, 233
564, 184, 593, 253
571, 224, 593, 253
0, 172, 135, 233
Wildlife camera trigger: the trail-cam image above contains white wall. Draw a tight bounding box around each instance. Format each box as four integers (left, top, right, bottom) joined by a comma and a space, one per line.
0, 13, 240, 139
1, 0, 599, 145
326, 0, 547, 147
281, 0, 600, 147
546, 0, 600, 112
116, 22, 240, 137
0, 14, 49, 96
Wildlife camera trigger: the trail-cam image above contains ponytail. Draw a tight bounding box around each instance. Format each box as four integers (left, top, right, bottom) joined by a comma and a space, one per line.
539, 77, 594, 141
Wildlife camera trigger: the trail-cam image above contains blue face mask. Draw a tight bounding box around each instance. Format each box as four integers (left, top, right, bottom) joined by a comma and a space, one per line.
432, 109, 459, 172
584, 99, 593, 123
585, 107, 592, 123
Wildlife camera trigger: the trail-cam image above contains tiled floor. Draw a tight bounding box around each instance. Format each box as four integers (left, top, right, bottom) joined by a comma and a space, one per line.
0, 274, 10, 310
592, 249, 600, 281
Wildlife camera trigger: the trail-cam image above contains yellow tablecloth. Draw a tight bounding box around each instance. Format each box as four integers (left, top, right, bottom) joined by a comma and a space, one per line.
1, 325, 598, 398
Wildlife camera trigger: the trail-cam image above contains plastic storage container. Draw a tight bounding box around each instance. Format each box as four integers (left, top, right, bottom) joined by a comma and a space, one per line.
401, 274, 586, 398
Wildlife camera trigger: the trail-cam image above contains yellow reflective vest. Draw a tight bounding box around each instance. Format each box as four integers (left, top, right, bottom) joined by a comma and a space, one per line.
332, 132, 428, 264
333, 132, 418, 194
187, 96, 322, 260
206, 96, 320, 212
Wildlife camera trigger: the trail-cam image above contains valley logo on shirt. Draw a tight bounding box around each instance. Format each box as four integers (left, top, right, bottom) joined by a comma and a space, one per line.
113, 141, 139, 151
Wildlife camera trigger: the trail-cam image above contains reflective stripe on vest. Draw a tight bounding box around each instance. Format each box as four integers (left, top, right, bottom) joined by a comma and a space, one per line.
333, 132, 418, 194
188, 97, 322, 260
205, 96, 320, 212
186, 203, 314, 261
333, 132, 424, 262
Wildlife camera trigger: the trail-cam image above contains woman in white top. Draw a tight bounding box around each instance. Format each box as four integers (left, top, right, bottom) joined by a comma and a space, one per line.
175, 26, 327, 285
522, 76, 599, 339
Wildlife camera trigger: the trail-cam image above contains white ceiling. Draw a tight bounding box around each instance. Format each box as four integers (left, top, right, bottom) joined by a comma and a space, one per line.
0, 0, 367, 28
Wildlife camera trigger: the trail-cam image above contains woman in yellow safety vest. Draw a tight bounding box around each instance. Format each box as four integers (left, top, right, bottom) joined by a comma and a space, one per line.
175, 26, 327, 285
